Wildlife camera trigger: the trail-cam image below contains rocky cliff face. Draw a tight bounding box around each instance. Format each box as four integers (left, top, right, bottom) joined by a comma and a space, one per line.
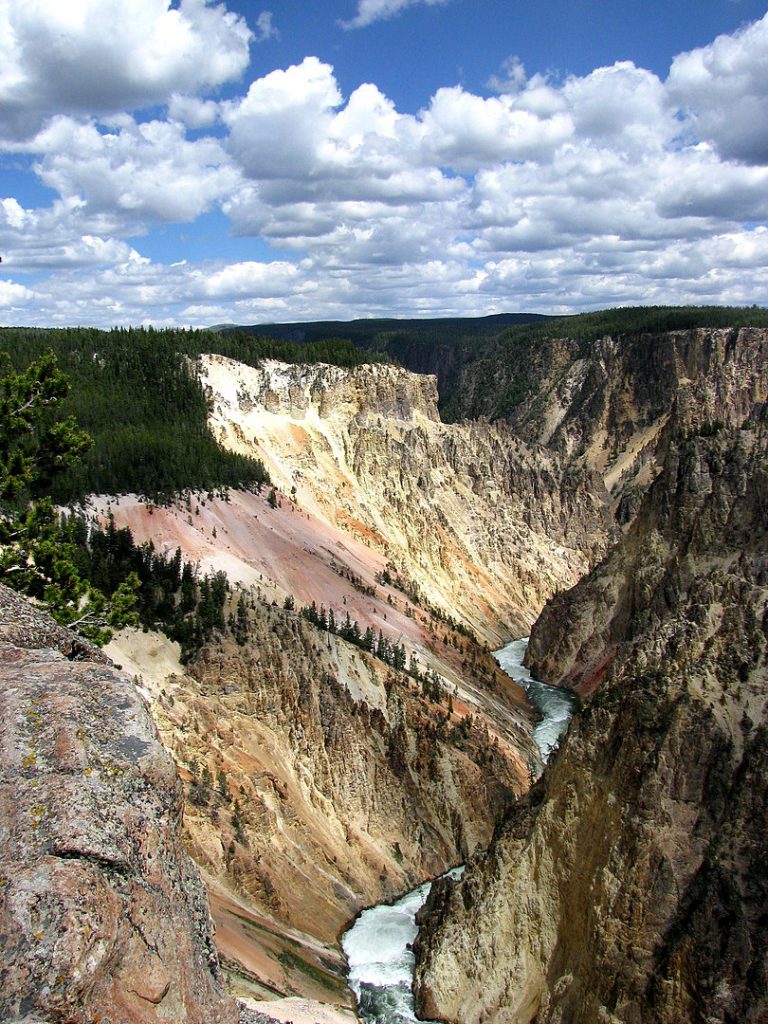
0, 587, 237, 1024
97, 348, 569, 1002
150, 602, 531, 950
414, 405, 768, 1022
456, 326, 768, 523
199, 355, 614, 641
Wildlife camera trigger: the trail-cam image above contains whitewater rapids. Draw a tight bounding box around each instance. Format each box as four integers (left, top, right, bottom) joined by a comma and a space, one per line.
342, 639, 576, 1023
494, 637, 577, 762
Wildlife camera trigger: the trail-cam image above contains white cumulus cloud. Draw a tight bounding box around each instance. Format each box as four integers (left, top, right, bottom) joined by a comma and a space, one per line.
225, 57, 342, 179
167, 94, 221, 129
3, 6, 768, 327
421, 86, 574, 168
34, 116, 239, 228
0, 195, 145, 271
196, 259, 300, 299
0, 0, 253, 142
253, 10, 279, 42
667, 12, 768, 164
0, 278, 35, 307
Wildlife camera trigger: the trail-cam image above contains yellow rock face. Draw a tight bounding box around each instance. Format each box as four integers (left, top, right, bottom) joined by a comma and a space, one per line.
199, 354, 614, 643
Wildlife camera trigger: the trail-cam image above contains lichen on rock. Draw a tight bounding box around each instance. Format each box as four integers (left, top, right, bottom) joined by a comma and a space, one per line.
0, 592, 238, 1024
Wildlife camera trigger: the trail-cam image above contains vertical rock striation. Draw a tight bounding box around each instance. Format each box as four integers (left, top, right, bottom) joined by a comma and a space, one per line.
414, 396, 768, 1022
454, 326, 768, 523
200, 355, 614, 642
158, 605, 530, 946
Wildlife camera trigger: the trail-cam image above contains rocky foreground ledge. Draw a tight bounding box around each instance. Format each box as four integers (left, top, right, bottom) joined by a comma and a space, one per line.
0, 585, 238, 1024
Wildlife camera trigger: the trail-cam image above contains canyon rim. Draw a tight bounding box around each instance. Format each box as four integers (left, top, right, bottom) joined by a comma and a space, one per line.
1, 316, 767, 1024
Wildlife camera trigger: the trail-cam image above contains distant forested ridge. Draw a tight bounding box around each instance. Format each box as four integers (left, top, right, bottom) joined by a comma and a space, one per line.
214, 312, 554, 408
3, 307, 766, 499
215, 306, 768, 421
0, 327, 386, 501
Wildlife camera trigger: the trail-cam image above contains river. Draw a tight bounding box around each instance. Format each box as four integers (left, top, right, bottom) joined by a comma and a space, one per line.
493, 637, 577, 763
342, 868, 463, 1024
341, 639, 575, 1023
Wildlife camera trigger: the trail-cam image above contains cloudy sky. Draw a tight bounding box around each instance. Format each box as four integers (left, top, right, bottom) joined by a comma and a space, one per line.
2, 0, 768, 328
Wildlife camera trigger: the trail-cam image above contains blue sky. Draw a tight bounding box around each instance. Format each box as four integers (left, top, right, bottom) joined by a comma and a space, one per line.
249, 1, 768, 104
2, 0, 768, 326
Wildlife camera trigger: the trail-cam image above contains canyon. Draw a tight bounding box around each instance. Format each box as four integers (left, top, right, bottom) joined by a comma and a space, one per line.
413, 329, 768, 1024
2, 323, 767, 1023
86, 352, 612, 1015
198, 354, 613, 640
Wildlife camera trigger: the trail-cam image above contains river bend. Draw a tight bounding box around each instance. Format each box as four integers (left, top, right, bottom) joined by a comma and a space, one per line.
341, 638, 575, 1023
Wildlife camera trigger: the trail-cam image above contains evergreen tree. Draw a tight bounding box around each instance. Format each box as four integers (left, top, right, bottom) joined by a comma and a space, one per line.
234, 593, 249, 646
0, 351, 138, 642
318, 604, 328, 631
0, 349, 91, 502
392, 643, 407, 672
180, 562, 197, 613
377, 629, 390, 663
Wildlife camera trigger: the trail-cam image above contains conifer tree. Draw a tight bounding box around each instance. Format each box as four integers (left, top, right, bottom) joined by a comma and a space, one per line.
180, 562, 197, 613
0, 350, 138, 642
235, 593, 249, 645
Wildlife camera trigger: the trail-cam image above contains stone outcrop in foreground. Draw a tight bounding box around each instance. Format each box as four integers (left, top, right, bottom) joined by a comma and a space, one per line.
0, 588, 237, 1024
414, 410, 768, 1023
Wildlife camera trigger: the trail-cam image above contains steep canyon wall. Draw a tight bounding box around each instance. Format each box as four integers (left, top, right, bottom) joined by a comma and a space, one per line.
199, 355, 613, 641
414, 329, 768, 1024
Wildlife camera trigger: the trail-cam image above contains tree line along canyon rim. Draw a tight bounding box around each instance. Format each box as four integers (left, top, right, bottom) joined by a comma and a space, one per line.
1, 308, 768, 1024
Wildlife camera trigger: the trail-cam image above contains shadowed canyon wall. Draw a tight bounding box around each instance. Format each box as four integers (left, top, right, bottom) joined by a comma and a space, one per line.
457, 325, 768, 524
414, 329, 768, 1024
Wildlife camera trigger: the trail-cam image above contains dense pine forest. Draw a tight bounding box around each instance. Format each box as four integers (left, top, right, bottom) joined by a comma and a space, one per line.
55, 510, 234, 657
0, 327, 386, 501
0, 342, 243, 645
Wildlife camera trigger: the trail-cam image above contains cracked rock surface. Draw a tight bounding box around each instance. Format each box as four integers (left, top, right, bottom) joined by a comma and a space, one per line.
0, 594, 238, 1024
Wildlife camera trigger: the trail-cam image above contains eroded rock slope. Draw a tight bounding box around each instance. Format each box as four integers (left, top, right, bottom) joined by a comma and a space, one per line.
457, 326, 768, 523
414, 404, 768, 1022
199, 355, 613, 641
161, 605, 526, 945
